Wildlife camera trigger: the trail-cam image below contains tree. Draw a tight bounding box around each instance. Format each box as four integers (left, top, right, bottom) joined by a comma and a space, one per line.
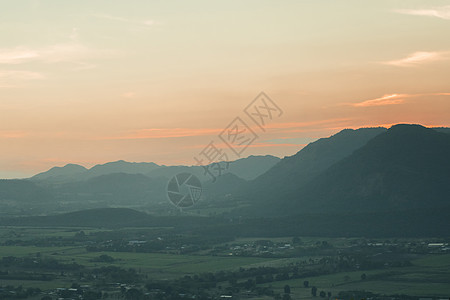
228, 278, 237, 286
303, 280, 309, 288
125, 288, 143, 300
255, 275, 264, 284
284, 285, 291, 294
244, 279, 255, 290
282, 294, 292, 300
311, 286, 317, 296
292, 236, 301, 244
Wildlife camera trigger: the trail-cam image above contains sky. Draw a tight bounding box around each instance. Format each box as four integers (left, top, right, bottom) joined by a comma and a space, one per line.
1, 0, 450, 178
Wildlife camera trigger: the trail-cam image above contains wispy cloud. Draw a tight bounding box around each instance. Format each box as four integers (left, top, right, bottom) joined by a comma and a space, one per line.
101, 119, 350, 142
394, 5, 450, 20
348, 92, 450, 107
0, 48, 39, 64
0, 27, 112, 69
264, 118, 353, 130
0, 42, 104, 65
93, 13, 158, 27
351, 94, 406, 107
187, 141, 306, 151
382, 51, 447, 67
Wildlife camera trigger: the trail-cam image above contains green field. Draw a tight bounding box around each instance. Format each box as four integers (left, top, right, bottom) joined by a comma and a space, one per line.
264, 253, 450, 298
0, 227, 449, 298
0, 245, 276, 278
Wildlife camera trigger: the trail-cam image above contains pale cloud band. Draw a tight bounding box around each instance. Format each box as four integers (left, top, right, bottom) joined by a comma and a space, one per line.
394, 5, 450, 20
0, 39, 114, 87
0, 43, 106, 65
92, 13, 158, 27
382, 51, 448, 67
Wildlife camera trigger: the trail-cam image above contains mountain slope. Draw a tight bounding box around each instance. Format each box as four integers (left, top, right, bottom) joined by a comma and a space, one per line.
31, 164, 87, 182
276, 124, 450, 215
145, 155, 280, 181
0, 180, 53, 204
235, 127, 387, 206
55, 173, 167, 205
226, 155, 280, 180
87, 160, 161, 179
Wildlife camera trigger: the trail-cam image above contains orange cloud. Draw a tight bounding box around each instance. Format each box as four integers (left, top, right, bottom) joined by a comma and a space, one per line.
106, 128, 223, 140
264, 118, 353, 130
351, 94, 406, 107
348, 92, 450, 108
0, 130, 29, 138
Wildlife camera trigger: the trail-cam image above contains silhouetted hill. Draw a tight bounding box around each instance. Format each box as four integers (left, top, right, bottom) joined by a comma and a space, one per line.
226, 155, 280, 180
269, 124, 450, 215
0, 180, 54, 214
145, 155, 280, 181
30, 155, 280, 185
87, 160, 160, 179
31, 164, 87, 182
26, 155, 278, 211
434, 127, 450, 134
0, 208, 219, 229
235, 127, 386, 207
0, 179, 53, 204
203, 173, 247, 199
56, 173, 167, 205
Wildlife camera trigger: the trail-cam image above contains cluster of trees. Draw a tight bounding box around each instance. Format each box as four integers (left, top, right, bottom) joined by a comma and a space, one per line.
85, 231, 232, 254
0, 256, 83, 271
90, 266, 141, 284
0, 285, 41, 299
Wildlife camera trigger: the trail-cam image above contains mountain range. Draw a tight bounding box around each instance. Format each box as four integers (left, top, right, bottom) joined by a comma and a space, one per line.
0, 123, 449, 237
0, 154, 280, 215
31, 156, 280, 183
233, 124, 450, 217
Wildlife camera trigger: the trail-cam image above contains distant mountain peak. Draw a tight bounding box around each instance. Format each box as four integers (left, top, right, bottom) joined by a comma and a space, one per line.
62, 163, 87, 170
31, 163, 87, 181
388, 123, 427, 131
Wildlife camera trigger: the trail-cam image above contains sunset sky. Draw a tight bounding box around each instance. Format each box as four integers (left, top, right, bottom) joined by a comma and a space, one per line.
1, 0, 450, 178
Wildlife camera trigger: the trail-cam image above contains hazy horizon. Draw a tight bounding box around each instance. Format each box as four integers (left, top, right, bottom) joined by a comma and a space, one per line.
2, 0, 450, 178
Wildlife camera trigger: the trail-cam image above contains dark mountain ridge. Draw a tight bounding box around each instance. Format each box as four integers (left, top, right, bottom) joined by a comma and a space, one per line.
250, 124, 450, 216
234, 127, 387, 209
